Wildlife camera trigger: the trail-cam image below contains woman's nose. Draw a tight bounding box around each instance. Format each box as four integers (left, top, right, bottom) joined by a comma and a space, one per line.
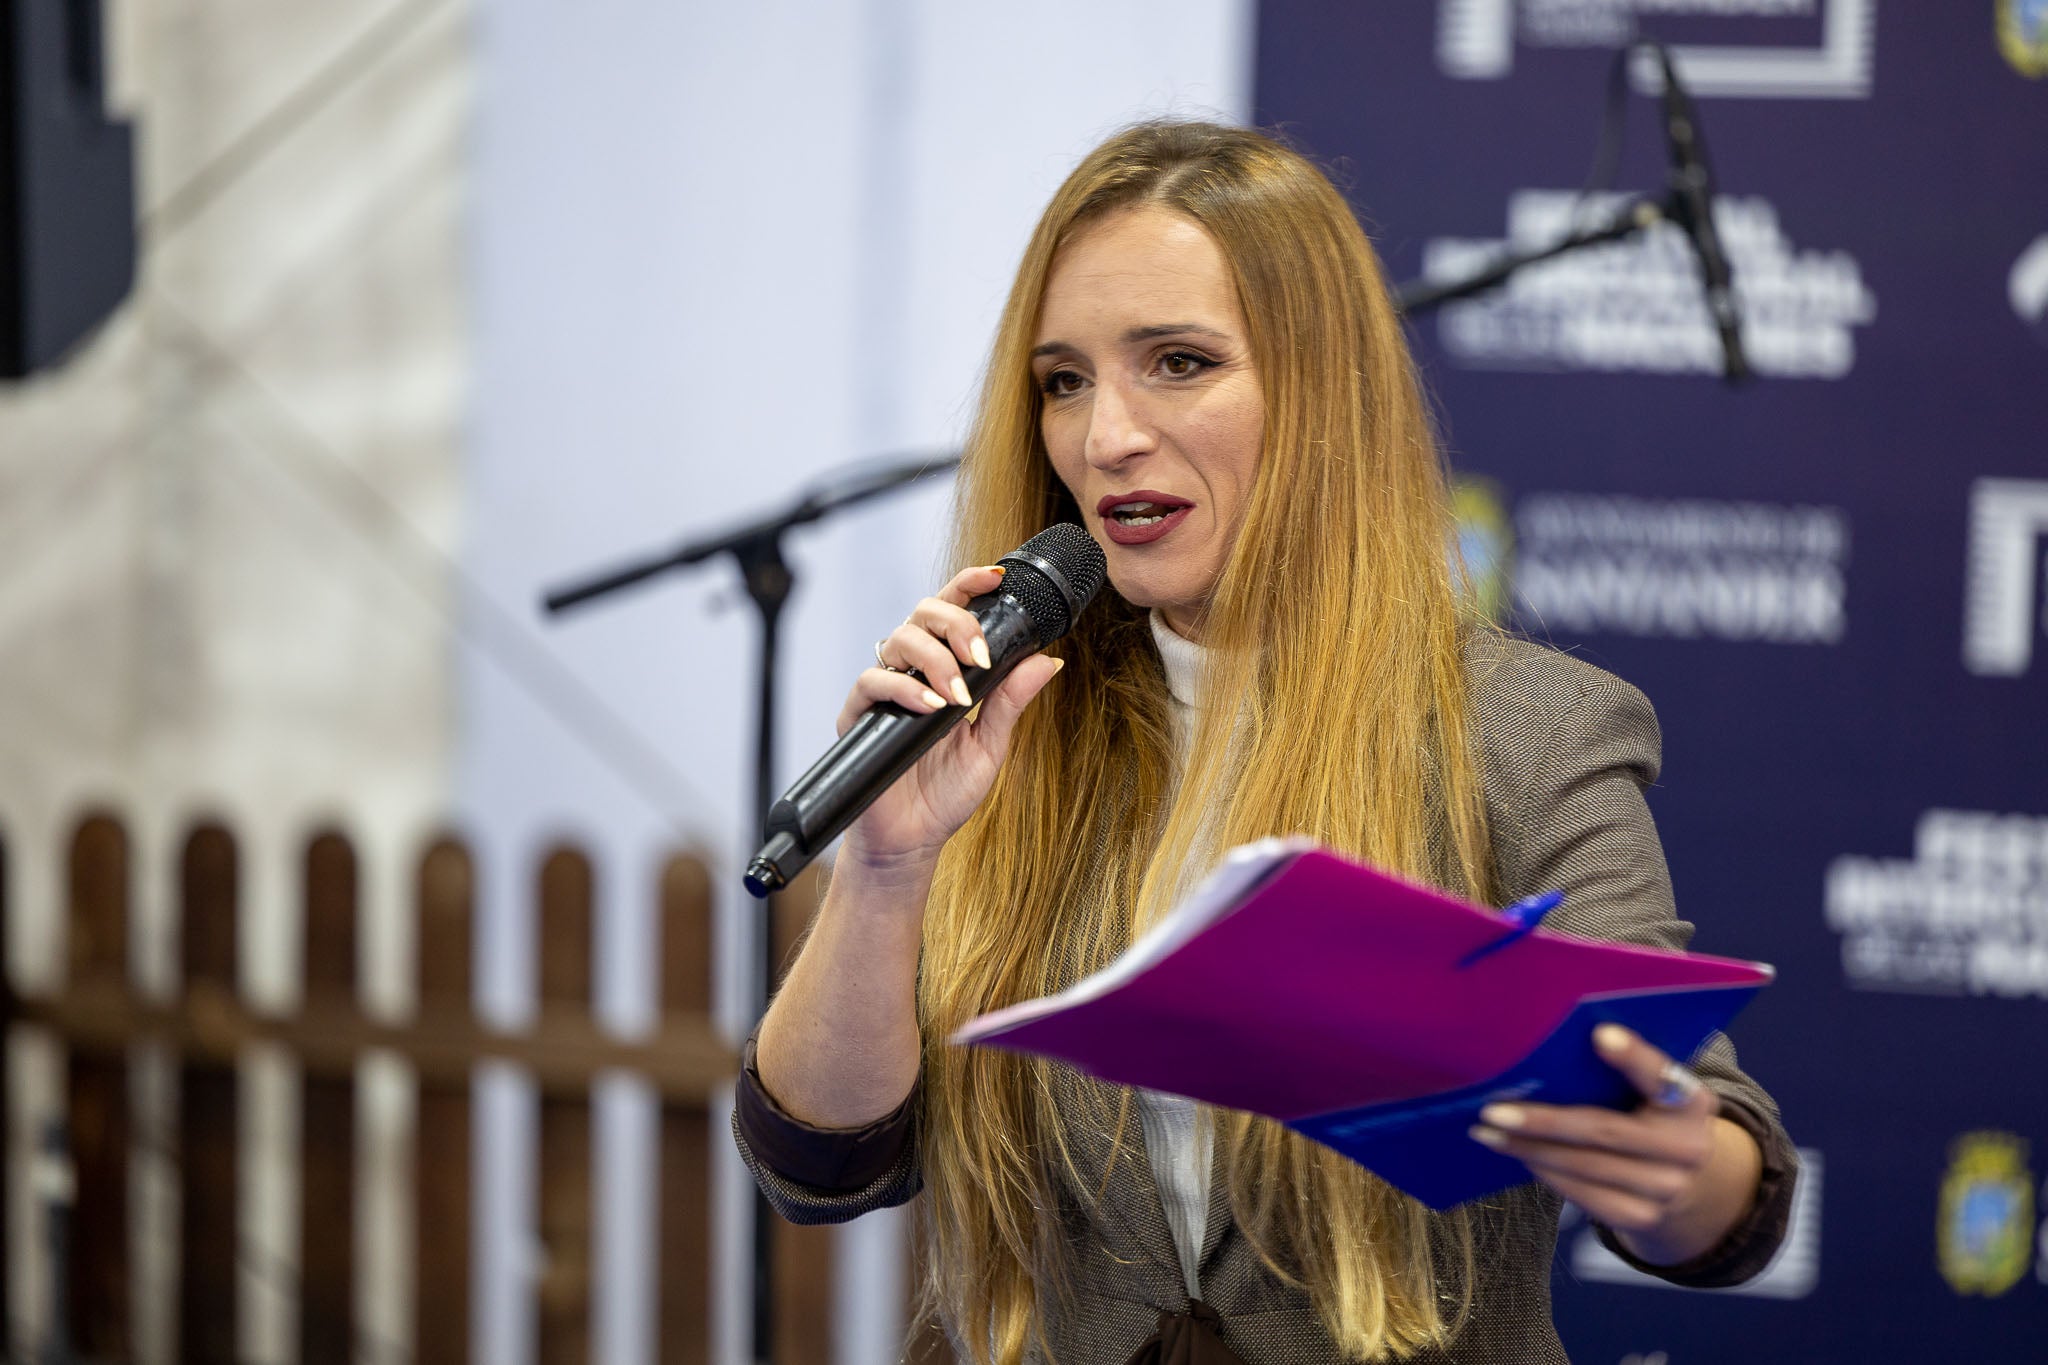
1083, 379, 1156, 468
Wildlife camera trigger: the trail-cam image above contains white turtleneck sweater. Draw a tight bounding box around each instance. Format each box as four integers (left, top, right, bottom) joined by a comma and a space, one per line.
1135, 610, 1216, 1300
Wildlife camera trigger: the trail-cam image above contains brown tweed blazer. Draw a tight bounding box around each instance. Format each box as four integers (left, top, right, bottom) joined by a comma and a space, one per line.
734, 633, 1799, 1363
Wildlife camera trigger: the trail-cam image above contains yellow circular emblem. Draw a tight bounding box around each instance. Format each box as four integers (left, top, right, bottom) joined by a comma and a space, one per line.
2000, 0, 2048, 77
1451, 477, 1514, 626
1938, 1130, 2035, 1296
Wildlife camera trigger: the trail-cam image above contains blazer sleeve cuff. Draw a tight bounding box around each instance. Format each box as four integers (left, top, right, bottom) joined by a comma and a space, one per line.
1593, 1092, 1799, 1289
733, 1032, 918, 1193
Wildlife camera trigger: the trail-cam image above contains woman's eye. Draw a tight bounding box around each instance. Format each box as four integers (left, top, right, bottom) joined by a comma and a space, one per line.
1040, 369, 1085, 397
1159, 351, 1210, 378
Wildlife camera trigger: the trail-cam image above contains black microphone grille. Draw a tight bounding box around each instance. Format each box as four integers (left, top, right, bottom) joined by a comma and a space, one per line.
997, 523, 1108, 646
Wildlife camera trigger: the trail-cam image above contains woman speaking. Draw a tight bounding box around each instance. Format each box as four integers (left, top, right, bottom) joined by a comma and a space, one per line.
734, 122, 1794, 1363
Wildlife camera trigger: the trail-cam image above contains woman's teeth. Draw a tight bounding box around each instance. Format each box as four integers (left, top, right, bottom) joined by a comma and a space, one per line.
1113, 503, 1171, 525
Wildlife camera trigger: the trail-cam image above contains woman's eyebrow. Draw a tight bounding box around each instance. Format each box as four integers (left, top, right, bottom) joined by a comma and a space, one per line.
1030, 323, 1231, 360
1123, 322, 1230, 344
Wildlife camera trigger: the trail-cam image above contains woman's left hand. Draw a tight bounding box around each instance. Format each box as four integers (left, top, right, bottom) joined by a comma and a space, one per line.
1468, 1023, 1763, 1266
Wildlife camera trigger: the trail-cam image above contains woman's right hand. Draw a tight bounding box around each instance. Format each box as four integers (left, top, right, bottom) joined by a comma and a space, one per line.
835, 563, 1065, 871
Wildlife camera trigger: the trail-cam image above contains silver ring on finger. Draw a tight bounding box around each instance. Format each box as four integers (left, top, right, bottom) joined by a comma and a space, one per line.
873, 638, 902, 672
1653, 1060, 1703, 1109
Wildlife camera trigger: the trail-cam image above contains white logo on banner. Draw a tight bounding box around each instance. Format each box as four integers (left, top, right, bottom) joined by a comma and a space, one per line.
1826, 810, 2048, 997
1437, 0, 1877, 98
1572, 1148, 1823, 1297
1514, 494, 1849, 643
1963, 479, 2048, 677
2012, 236, 2048, 337
1424, 191, 1877, 379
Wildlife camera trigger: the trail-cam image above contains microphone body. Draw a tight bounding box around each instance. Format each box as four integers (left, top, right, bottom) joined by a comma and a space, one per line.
1654, 48, 1749, 384
743, 524, 1107, 897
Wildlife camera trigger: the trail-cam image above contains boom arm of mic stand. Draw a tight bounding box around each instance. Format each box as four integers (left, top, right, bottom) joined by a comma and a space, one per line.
540, 453, 960, 615
1394, 198, 1666, 316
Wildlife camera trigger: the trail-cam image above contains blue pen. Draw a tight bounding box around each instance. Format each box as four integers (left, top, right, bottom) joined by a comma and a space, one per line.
1456, 889, 1565, 968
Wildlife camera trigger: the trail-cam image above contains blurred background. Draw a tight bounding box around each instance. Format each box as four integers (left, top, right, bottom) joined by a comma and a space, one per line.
2, 2, 2043, 1363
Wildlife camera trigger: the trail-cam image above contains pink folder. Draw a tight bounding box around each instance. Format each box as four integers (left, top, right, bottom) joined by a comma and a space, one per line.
952, 841, 1773, 1206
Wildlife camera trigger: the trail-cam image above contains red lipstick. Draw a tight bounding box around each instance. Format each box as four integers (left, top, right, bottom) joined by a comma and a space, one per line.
1096, 490, 1194, 546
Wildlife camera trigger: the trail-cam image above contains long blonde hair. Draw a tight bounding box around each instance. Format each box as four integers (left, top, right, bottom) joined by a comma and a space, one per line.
916, 122, 1495, 1363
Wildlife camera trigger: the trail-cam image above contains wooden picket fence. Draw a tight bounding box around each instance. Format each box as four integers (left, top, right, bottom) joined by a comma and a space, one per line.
0, 810, 852, 1365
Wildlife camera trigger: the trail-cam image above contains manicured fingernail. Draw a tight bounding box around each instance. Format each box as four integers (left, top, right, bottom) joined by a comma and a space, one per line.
1595, 1024, 1631, 1054
1051, 657, 1066, 673
986, 564, 1006, 576
921, 689, 946, 709
951, 678, 972, 706
1468, 1125, 1507, 1149
971, 638, 992, 669
1479, 1104, 1525, 1130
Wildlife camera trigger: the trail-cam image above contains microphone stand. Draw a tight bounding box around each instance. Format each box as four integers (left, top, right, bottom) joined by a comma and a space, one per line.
1394, 40, 1749, 386
39, 1118, 78, 1365
541, 450, 960, 1365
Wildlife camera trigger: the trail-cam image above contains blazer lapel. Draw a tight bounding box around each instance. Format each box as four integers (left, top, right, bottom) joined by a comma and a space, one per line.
1051, 1064, 1189, 1302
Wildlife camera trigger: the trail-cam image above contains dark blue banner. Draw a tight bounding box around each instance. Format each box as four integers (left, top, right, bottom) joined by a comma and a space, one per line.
1256, 4, 2048, 1358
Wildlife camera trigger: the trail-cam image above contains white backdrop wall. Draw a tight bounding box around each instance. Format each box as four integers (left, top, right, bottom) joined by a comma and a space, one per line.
464, 5, 1252, 1362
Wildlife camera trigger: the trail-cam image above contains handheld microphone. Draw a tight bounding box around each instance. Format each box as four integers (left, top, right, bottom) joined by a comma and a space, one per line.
742, 523, 1108, 898
1652, 45, 1749, 385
